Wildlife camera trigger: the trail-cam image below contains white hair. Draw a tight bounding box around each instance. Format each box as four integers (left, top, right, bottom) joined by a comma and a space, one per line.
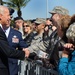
0, 5, 8, 15
66, 22, 75, 41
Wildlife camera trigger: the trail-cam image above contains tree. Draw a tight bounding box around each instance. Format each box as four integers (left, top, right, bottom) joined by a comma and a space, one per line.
0, 0, 3, 5
6, 0, 30, 17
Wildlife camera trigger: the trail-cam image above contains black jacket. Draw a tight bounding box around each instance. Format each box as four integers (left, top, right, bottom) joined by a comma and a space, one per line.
0, 27, 25, 74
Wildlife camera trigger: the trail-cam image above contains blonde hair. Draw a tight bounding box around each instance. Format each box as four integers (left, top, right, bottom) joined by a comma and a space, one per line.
24, 21, 33, 29
57, 15, 71, 31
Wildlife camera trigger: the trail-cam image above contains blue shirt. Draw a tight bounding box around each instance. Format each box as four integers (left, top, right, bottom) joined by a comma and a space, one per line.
58, 50, 75, 75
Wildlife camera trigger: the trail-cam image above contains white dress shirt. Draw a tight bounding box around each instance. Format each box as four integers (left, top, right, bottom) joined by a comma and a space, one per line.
4, 27, 10, 38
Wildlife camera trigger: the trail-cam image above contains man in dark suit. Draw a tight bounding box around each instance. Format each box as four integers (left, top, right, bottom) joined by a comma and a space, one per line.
0, 5, 30, 75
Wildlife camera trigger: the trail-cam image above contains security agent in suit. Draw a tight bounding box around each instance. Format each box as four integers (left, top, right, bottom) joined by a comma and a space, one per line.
0, 6, 30, 75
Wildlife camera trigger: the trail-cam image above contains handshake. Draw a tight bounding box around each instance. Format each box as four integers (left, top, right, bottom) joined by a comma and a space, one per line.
23, 48, 30, 58
23, 48, 49, 59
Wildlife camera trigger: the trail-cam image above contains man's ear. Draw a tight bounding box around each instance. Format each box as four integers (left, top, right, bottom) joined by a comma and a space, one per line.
42, 24, 45, 29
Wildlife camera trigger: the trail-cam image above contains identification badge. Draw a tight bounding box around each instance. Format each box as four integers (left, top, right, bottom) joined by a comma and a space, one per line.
12, 35, 19, 43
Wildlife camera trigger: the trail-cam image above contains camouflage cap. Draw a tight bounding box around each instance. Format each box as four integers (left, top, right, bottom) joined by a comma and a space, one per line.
49, 6, 69, 15
34, 18, 46, 25
66, 22, 75, 40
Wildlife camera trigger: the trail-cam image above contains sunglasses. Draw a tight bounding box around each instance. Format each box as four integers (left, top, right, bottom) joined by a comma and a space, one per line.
23, 25, 30, 27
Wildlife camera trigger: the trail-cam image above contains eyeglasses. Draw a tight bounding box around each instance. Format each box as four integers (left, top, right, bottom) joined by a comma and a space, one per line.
23, 25, 30, 27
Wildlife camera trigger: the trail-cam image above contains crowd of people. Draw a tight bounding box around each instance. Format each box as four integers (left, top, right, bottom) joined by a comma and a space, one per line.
0, 5, 75, 75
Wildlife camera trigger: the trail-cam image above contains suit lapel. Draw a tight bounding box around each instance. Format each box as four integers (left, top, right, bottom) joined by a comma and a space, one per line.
0, 27, 7, 40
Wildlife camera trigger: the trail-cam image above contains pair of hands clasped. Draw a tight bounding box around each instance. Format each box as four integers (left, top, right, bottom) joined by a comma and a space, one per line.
62, 43, 75, 58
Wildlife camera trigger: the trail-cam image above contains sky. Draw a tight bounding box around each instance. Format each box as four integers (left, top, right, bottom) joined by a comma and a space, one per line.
3, 0, 75, 20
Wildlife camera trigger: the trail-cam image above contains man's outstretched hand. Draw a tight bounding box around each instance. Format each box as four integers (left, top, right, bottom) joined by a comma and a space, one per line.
23, 48, 30, 58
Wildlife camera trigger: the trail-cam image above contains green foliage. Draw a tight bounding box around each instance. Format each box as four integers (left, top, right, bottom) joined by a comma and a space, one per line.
0, 0, 3, 5
3, 0, 31, 17
6, 0, 30, 9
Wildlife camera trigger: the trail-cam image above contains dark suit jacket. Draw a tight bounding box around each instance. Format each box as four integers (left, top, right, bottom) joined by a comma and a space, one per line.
8, 28, 27, 75
0, 27, 25, 75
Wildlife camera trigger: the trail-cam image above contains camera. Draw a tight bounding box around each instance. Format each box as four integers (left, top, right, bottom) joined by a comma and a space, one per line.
37, 50, 49, 59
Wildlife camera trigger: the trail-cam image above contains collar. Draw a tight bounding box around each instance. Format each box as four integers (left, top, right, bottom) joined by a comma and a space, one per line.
0, 24, 3, 28
4, 27, 10, 38
5, 27, 10, 32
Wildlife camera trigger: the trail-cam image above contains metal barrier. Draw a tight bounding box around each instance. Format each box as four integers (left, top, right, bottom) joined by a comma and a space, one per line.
18, 59, 59, 75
